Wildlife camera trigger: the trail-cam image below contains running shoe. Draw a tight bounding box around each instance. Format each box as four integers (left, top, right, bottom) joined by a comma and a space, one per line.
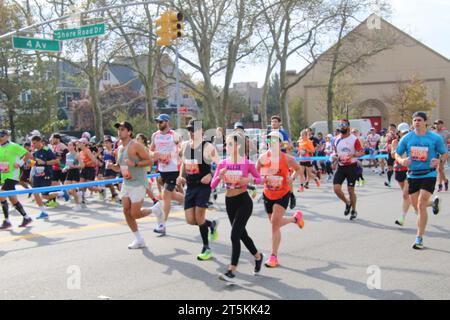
197, 248, 212, 261
36, 211, 49, 220
327, 175, 332, 182
254, 253, 264, 275
18, 217, 32, 228
45, 199, 57, 207
350, 210, 358, 221
0, 220, 12, 230
344, 202, 352, 216
264, 254, 279, 268
293, 210, 305, 229
315, 178, 321, 187
361, 180, 366, 186
128, 239, 146, 249
153, 224, 166, 236
219, 270, 236, 283
209, 220, 219, 241
445, 179, 449, 192
432, 196, 440, 215
73, 204, 83, 212
62, 190, 70, 202
356, 181, 360, 187
251, 188, 257, 199
289, 192, 296, 209
99, 189, 106, 201
384, 182, 391, 188
297, 185, 305, 192
395, 216, 405, 226
412, 236, 424, 250
304, 182, 309, 189
438, 184, 443, 192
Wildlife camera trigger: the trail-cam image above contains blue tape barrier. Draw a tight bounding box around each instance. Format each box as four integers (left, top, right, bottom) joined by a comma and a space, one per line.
294, 154, 389, 162
0, 173, 161, 197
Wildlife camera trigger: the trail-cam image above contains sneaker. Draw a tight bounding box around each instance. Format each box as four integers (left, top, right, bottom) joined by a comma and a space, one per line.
219, 270, 236, 283
150, 201, 163, 220
361, 180, 366, 186
99, 189, 106, 201
209, 220, 219, 241
344, 202, 351, 216
45, 199, 57, 208
432, 196, 440, 215
251, 188, 257, 199
153, 224, 166, 236
264, 254, 279, 268
36, 211, 49, 220
0, 220, 12, 230
289, 192, 296, 209
438, 184, 443, 192
254, 253, 264, 275
128, 238, 146, 249
445, 179, 449, 192
18, 217, 32, 228
412, 236, 424, 250
327, 175, 332, 182
62, 190, 70, 202
297, 185, 304, 192
384, 182, 391, 188
197, 248, 212, 261
293, 210, 305, 229
350, 210, 358, 221
304, 182, 309, 189
395, 216, 405, 226
73, 204, 83, 212
315, 178, 321, 187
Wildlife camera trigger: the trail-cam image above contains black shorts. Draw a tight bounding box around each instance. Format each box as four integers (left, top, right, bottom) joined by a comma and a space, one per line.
408, 177, 436, 195
160, 171, 179, 192
32, 176, 52, 195
300, 161, 313, 168
387, 153, 395, 166
98, 166, 105, 176
20, 169, 31, 183
333, 164, 357, 187
1, 178, 18, 191
184, 183, 211, 210
103, 169, 116, 178
263, 192, 290, 214
80, 167, 96, 181
66, 169, 80, 182
395, 171, 407, 183
52, 170, 67, 182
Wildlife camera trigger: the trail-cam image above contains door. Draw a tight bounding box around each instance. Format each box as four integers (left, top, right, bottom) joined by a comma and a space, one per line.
363, 117, 382, 132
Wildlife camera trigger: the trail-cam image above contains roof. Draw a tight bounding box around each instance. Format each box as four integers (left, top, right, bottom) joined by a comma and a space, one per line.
107, 64, 143, 92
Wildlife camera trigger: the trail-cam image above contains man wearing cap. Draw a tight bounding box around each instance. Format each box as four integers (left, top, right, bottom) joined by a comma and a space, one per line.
150, 114, 184, 236
331, 119, 365, 221
433, 119, 449, 192
0, 129, 33, 230
107, 121, 162, 249
395, 112, 447, 249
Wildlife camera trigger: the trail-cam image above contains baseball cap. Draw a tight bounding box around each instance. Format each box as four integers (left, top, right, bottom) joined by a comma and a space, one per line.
397, 123, 410, 134
114, 121, 133, 131
0, 129, 10, 137
186, 119, 201, 130
434, 119, 444, 125
155, 114, 170, 122
78, 138, 89, 144
267, 131, 283, 142
104, 135, 113, 142
370, 127, 376, 131
234, 122, 244, 130
82, 132, 91, 140
412, 111, 427, 121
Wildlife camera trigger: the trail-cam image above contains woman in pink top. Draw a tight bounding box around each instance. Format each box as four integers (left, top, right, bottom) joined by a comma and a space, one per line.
211, 132, 263, 283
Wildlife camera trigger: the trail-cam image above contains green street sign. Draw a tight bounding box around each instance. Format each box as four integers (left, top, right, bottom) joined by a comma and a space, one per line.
12, 36, 61, 52
53, 23, 105, 40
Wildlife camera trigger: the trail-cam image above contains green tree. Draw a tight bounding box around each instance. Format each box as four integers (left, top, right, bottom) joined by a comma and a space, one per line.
266, 73, 280, 121
288, 97, 306, 140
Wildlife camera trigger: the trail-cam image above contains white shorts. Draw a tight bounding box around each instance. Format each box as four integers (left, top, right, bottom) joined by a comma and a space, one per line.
120, 185, 147, 203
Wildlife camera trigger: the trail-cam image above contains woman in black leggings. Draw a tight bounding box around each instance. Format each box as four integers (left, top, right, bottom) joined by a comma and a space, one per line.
211, 132, 263, 283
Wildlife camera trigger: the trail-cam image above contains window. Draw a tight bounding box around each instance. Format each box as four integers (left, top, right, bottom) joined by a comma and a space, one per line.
103, 71, 110, 81
46, 71, 53, 80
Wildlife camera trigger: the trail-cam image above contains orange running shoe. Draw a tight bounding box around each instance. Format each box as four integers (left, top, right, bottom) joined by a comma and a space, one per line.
294, 210, 305, 229
298, 185, 305, 192
264, 254, 279, 268
315, 178, 321, 187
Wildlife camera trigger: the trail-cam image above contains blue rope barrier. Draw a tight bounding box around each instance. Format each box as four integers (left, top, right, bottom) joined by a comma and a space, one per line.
294, 154, 389, 162
0, 173, 161, 197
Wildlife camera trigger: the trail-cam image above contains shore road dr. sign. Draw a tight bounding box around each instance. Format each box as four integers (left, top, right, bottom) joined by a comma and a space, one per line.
12, 36, 61, 52
54, 23, 105, 40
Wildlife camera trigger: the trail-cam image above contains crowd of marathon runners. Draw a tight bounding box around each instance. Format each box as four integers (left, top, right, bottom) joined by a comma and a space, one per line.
0, 112, 448, 283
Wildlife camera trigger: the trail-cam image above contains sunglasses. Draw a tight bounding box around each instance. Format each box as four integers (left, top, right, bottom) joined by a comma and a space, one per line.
338, 123, 349, 128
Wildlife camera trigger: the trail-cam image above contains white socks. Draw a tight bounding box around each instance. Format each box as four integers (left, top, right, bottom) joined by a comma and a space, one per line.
133, 231, 143, 241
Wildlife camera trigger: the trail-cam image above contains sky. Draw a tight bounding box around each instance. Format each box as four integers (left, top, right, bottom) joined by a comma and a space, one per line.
211, 0, 450, 87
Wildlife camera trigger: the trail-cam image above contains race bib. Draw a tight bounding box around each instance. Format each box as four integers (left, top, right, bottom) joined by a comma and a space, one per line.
339, 153, 351, 164
266, 175, 283, 191
411, 146, 428, 162
185, 159, 200, 175
224, 170, 243, 189
0, 162, 9, 173
158, 152, 172, 165
35, 166, 45, 177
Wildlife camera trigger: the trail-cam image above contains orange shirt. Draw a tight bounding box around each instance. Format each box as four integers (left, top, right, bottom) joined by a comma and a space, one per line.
297, 139, 315, 157
80, 149, 96, 168
261, 151, 291, 200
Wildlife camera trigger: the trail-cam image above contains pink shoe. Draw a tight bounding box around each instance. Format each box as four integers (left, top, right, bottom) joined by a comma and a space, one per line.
294, 210, 305, 229
264, 254, 279, 268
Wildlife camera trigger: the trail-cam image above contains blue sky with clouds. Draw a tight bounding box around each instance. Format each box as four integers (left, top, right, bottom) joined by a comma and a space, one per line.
215, 0, 450, 87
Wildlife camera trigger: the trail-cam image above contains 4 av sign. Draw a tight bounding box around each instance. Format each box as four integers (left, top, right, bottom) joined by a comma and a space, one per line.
12, 36, 61, 52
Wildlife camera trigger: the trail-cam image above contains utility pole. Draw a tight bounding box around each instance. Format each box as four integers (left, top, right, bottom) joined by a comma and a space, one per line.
175, 43, 181, 129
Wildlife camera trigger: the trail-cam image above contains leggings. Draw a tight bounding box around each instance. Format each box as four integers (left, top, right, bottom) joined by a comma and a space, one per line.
225, 192, 258, 266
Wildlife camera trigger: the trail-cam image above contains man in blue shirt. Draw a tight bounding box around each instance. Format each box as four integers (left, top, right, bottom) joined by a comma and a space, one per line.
395, 112, 448, 249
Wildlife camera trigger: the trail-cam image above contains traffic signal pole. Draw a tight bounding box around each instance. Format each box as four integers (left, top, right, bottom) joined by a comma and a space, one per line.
175, 43, 181, 129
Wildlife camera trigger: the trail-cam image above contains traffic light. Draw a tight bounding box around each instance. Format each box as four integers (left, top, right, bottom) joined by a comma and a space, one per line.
156, 10, 183, 46
155, 11, 171, 46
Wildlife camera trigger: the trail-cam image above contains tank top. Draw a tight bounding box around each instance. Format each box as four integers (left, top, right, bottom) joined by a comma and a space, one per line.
103, 149, 115, 162
65, 152, 79, 169
117, 140, 148, 188
80, 149, 96, 168
261, 151, 291, 200
184, 141, 211, 185
154, 130, 179, 172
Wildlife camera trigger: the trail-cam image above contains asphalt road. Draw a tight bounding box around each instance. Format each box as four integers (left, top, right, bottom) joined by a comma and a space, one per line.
1, 169, 449, 300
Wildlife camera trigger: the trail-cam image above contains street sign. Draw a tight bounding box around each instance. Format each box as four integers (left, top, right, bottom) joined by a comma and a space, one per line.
12, 36, 61, 52
178, 106, 188, 113
53, 23, 105, 41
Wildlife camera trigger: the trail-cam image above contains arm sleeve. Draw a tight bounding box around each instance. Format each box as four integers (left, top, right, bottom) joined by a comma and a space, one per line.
210, 161, 224, 189
247, 161, 262, 184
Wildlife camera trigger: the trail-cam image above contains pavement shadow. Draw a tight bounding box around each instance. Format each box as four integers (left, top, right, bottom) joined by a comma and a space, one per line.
280, 262, 422, 300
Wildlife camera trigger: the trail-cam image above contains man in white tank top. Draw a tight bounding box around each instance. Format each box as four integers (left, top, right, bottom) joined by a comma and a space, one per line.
150, 114, 184, 236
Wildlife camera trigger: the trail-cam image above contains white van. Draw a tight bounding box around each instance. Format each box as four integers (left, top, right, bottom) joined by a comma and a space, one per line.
309, 119, 372, 136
